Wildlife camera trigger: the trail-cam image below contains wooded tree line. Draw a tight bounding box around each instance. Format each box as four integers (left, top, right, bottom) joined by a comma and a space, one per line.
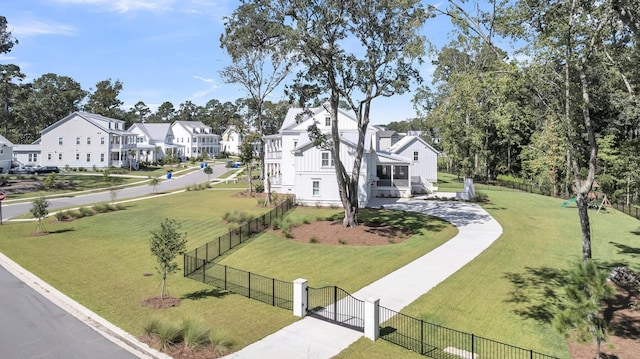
0, 16, 288, 145
401, 0, 640, 211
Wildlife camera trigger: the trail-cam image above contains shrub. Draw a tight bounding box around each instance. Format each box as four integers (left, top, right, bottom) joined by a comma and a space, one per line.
271, 218, 282, 230
338, 239, 347, 245
283, 228, 293, 238
181, 318, 211, 349
55, 211, 69, 221
155, 320, 183, 351
309, 236, 318, 243
254, 183, 264, 193
93, 204, 109, 213
78, 207, 94, 217
471, 191, 489, 203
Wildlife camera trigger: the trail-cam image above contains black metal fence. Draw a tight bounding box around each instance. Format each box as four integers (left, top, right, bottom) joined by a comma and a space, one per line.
307, 286, 365, 331
183, 195, 295, 276
611, 201, 640, 220
379, 306, 557, 359
185, 261, 294, 310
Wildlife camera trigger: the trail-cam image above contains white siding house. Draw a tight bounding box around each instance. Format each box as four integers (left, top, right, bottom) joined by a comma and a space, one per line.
264, 104, 439, 207
128, 123, 182, 163
170, 121, 220, 160
221, 125, 241, 155
40, 112, 138, 169
0, 134, 13, 173
12, 143, 40, 168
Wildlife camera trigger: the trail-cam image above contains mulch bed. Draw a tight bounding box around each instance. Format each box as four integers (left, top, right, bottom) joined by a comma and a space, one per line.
141, 296, 181, 309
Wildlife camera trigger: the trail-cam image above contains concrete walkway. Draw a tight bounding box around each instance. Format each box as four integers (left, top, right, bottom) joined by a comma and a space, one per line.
223, 198, 503, 359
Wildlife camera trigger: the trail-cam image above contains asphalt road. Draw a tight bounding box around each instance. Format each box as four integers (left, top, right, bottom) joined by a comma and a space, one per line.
1, 163, 231, 221
0, 265, 138, 359
0, 163, 234, 358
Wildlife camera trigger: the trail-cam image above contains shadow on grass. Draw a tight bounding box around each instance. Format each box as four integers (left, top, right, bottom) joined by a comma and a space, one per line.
181, 288, 229, 300
49, 227, 75, 234
328, 208, 448, 233
504, 266, 569, 324
610, 241, 640, 257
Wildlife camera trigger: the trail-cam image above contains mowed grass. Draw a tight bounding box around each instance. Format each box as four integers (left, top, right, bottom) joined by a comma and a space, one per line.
217, 206, 458, 293
0, 189, 297, 350
338, 180, 640, 359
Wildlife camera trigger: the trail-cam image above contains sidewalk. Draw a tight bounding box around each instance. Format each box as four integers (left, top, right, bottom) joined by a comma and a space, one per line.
223, 198, 503, 359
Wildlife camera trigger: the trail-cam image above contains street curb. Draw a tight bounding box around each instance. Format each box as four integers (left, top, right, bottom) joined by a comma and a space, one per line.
0, 251, 172, 359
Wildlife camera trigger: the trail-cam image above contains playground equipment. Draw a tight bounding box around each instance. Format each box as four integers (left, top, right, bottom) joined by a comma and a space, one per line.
561, 197, 577, 208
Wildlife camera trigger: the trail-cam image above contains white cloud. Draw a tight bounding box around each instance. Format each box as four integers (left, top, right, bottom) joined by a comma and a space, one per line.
52, 0, 175, 13
11, 19, 76, 37
192, 75, 215, 83
0, 55, 17, 61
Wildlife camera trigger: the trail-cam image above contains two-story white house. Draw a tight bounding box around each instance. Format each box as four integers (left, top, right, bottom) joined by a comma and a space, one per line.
221, 125, 241, 155
0, 134, 13, 173
128, 123, 183, 163
40, 112, 138, 169
264, 105, 439, 207
170, 121, 220, 160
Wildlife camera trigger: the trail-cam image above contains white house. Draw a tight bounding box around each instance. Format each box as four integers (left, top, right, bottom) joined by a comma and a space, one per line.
221, 125, 241, 155
170, 121, 220, 160
40, 112, 138, 169
128, 123, 182, 163
0, 134, 13, 173
264, 105, 439, 207
11, 143, 40, 168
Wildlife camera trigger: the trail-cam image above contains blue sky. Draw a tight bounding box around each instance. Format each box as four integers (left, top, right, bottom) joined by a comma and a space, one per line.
1, 0, 458, 126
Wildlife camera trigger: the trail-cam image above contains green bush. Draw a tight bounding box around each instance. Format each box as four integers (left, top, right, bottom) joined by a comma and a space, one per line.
55, 211, 69, 221
254, 183, 264, 193
79, 207, 94, 217
181, 318, 211, 349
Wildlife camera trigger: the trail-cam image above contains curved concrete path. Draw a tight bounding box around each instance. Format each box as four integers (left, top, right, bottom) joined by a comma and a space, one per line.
223, 198, 503, 359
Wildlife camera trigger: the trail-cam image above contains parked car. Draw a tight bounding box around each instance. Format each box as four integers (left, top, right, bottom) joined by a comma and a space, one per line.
8, 166, 35, 174
34, 166, 60, 175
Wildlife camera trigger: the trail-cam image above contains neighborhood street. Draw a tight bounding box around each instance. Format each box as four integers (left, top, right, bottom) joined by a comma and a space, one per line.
1, 163, 230, 221
0, 163, 234, 359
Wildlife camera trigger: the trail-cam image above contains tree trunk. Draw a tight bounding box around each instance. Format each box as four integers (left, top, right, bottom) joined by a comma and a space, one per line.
248, 164, 253, 194
576, 191, 592, 261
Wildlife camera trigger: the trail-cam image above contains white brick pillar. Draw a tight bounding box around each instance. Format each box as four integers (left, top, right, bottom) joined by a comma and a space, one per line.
364, 297, 380, 341
293, 278, 308, 318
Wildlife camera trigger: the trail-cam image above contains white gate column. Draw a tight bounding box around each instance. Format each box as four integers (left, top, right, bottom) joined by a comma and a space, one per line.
293, 278, 308, 317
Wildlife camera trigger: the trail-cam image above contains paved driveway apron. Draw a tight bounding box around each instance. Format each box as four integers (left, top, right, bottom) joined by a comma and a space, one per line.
224, 199, 503, 359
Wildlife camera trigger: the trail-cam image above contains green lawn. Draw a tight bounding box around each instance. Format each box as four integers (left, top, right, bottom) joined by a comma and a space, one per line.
217, 207, 457, 292
3, 176, 637, 358
336, 180, 640, 358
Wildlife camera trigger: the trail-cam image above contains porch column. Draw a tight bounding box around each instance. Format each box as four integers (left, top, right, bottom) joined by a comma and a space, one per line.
293, 278, 308, 317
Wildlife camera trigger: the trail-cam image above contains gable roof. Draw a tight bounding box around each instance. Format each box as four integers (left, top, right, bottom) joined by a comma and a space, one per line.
377, 130, 398, 138
129, 123, 172, 142
388, 135, 439, 155
172, 121, 216, 135
41, 112, 132, 136
280, 104, 358, 132
0, 134, 13, 147
292, 131, 375, 154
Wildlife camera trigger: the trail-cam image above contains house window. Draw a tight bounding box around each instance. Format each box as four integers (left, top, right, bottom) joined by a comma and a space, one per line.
312, 180, 320, 196
101, 137, 105, 145
28, 153, 36, 162
59, 137, 63, 145
87, 153, 91, 162
47, 153, 52, 160
76, 137, 80, 145
87, 137, 91, 145
100, 153, 105, 162
58, 153, 63, 160
321, 152, 334, 167
413, 151, 419, 161
76, 153, 80, 160
325, 116, 331, 127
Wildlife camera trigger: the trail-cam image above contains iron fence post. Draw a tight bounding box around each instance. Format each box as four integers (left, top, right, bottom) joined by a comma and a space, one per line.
471, 334, 474, 358
272, 278, 276, 306
202, 259, 206, 283
224, 265, 227, 290
206, 243, 209, 262
248, 272, 251, 299
183, 254, 186, 277
420, 319, 424, 354
334, 286, 338, 321
218, 236, 221, 256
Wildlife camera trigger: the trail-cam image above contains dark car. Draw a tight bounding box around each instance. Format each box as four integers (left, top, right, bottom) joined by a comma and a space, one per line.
34, 166, 60, 175
8, 166, 35, 174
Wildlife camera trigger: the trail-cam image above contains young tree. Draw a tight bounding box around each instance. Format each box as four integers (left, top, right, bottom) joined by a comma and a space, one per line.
149, 218, 187, 300
220, 1, 295, 181
238, 132, 261, 194
103, 169, 122, 203
148, 176, 161, 193
273, 0, 426, 227
554, 260, 615, 359
30, 196, 49, 233
203, 165, 213, 182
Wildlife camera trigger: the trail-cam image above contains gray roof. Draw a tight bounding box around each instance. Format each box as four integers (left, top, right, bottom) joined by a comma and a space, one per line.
41, 112, 133, 136
388, 135, 439, 155
377, 130, 398, 138
129, 123, 173, 143
280, 104, 357, 132
0, 134, 13, 146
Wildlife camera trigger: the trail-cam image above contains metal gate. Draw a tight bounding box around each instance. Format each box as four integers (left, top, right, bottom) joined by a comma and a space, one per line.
307, 286, 365, 331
